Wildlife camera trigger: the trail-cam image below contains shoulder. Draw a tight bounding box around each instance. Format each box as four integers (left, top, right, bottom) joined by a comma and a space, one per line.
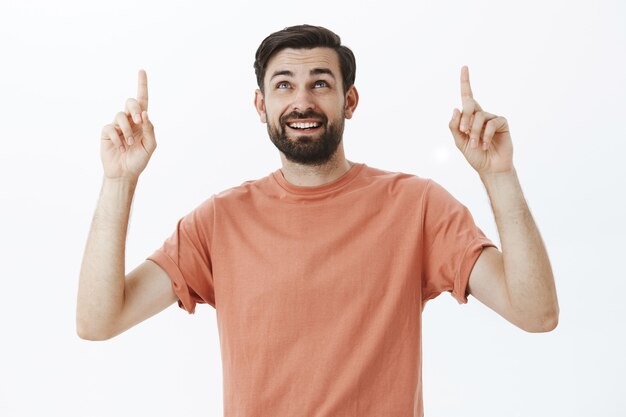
360, 165, 466, 217
359, 164, 432, 197
179, 174, 271, 219
212, 173, 273, 203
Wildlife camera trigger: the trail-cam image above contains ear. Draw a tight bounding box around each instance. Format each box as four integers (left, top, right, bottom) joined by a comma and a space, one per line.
343, 85, 359, 119
254, 89, 267, 123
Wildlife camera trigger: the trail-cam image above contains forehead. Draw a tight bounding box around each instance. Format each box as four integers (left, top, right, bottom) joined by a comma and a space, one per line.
265, 47, 340, 78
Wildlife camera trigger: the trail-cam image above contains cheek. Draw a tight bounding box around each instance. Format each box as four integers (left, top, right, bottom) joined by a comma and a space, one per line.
325, 96, 345, 113
265, 110, 283, 128
325, 103, 344, 122
264, 101, 287, 122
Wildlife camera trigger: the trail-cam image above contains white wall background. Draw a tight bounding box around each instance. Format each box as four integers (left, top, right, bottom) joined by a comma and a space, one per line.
0, 0, 624, 416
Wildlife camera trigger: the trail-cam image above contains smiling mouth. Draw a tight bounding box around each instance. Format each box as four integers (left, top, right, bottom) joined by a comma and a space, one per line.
287, 121, 322, 132
286, 121, 322, 131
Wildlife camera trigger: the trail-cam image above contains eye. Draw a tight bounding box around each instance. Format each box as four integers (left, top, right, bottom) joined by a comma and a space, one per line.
313, 80, 328, 88
276, 81, 290, 89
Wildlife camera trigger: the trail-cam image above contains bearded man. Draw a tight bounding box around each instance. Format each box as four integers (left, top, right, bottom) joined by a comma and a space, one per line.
77, 24, 559, 417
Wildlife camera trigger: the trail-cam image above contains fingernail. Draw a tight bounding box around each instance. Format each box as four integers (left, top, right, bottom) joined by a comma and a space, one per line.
119, 145, 125, 152
452, 109, 456, 119
471, 138, 477, 148
460, 123, 466, 131
483, 142, 488, 150
133, 113, 141, 124
127, 136, 134, 145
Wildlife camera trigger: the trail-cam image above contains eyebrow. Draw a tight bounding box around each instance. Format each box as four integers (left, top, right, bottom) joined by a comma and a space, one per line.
310, 68, 336, 79
269, 67, 336, 82
270, 70, 294, 81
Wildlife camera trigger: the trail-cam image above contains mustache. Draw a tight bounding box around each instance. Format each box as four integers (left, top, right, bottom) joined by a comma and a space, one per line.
280, 110, 328, 125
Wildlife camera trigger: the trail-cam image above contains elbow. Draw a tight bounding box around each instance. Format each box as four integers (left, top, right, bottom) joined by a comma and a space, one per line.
76, 329, 110, 341
520, 308, 559, 333
76, 318, 115, 341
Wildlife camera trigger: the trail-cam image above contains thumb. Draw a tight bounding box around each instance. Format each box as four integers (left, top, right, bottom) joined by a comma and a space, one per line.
141, 110, 157, 154
448, 108, 467, 150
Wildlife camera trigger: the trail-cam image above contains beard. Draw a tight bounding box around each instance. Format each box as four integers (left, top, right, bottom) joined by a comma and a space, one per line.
266, 109, 344, 166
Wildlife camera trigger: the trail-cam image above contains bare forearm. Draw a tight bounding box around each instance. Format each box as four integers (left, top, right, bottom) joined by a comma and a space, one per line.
76, 177, 137, 340
481, 169, 559, 328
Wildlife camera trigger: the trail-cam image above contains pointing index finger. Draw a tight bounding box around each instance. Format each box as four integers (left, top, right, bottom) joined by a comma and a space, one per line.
460, 65, 473, 104
137, 69, 149, 111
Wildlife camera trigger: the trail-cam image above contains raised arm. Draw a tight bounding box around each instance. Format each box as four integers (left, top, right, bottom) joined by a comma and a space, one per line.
448, 66, 559, 332
76, 70, 177, 340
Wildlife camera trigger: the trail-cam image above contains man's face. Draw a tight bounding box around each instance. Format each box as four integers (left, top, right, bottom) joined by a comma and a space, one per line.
254, 47, 357, 165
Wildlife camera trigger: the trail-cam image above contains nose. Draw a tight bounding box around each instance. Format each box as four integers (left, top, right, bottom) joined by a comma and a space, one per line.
290, 86, 317, 113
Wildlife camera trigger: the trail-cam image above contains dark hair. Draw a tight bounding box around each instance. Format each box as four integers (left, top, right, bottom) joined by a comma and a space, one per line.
254, 24, 356, 94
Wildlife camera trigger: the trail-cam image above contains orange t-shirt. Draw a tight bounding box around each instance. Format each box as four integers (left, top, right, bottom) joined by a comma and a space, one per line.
148, 162, 496, 417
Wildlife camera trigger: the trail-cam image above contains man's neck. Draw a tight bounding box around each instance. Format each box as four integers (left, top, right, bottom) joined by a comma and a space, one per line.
278, 148, 354, 187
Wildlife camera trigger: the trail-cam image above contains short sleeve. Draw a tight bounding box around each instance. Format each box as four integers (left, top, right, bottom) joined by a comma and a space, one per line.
147, 196, 216, 313
421, 179, 497, 305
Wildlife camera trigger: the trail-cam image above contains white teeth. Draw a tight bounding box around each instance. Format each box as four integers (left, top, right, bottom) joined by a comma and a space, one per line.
288, 122, 320, 129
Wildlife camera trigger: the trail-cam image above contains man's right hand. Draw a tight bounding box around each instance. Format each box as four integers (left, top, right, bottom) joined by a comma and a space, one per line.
78, 70, 176, 340
100, 69, 156, 181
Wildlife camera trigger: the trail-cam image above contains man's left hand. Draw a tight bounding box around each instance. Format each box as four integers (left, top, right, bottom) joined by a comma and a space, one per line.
449, 66, 514, 176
